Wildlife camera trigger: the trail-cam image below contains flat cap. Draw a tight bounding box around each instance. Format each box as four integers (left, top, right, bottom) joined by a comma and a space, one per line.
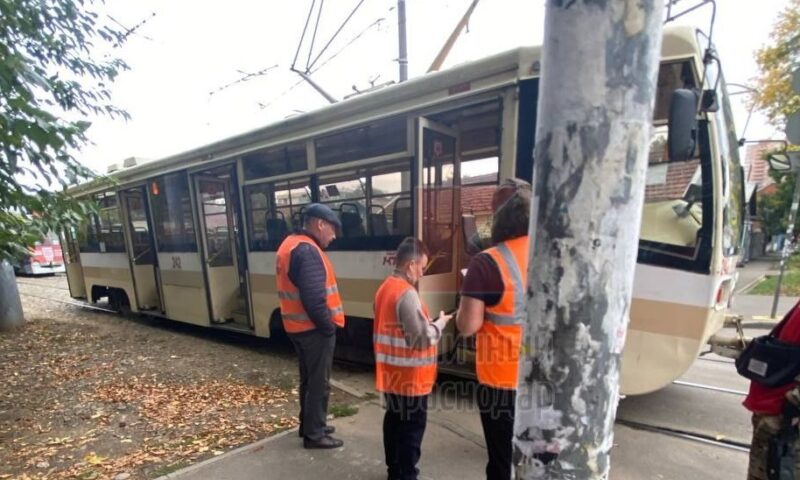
303, 203, 342, 229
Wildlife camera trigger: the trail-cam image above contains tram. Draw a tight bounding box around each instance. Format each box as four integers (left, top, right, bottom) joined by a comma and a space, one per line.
63, 25, 744, 395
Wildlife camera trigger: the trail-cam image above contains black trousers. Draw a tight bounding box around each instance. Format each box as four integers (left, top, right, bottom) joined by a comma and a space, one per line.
289, 330, 335, 441
477, 384, 516, 480
383, 393, 429, 480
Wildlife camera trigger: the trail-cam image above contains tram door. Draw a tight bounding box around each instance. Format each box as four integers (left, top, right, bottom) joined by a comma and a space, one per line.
62, 226, 86, 299
121, 186, 162, 311
417, 118, 460, 318
194, 175, 250, 328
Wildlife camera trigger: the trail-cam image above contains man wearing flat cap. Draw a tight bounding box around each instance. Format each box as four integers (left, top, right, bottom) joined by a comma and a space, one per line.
276, 203, 345, 449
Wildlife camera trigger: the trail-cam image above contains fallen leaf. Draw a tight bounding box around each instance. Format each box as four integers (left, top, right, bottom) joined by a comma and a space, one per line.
85, 453, 107, 465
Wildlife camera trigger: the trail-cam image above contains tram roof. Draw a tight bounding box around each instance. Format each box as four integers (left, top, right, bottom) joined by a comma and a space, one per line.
72, 25, 701, 195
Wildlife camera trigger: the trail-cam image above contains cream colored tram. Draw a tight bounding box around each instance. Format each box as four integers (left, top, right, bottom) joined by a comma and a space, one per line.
64, 25, 743, 395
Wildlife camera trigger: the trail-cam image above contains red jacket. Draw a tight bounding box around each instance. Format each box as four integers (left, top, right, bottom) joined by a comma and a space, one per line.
743, 302, 800, 415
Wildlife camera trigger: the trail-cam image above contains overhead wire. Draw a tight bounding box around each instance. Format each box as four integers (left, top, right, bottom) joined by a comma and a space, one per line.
209, 64, 280, 96
257, 1, 396, 110
292, 0, 317, 70
306, 0, 325, 71
307, 0, 367, 71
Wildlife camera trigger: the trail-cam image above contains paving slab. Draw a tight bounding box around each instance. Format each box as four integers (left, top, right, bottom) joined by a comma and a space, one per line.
161, 400, 486, 480
164, 357, 753, 480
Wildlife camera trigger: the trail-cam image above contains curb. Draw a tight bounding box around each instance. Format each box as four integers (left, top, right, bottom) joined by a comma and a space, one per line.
157, 378, 372, 479
156, 427, 299, 479
735, 274, 766, 295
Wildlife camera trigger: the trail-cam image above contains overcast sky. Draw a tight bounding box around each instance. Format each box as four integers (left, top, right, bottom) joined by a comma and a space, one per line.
81, 0, 792, 173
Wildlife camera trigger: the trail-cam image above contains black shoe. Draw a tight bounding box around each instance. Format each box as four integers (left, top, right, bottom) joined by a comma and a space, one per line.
298, 425, 335, 437
303, 435, 344, 449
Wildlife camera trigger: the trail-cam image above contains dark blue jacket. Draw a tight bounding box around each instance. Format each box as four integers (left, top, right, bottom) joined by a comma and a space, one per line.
287, 232, 336, 337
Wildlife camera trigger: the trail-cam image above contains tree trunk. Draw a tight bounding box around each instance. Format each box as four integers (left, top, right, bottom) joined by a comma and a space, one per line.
513, 1, 664, 478
0, 260, 25, 331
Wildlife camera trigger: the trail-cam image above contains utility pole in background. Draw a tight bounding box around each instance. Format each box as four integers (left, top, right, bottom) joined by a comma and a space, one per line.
513, 1, 664, 478
771, 171, 800, 318
397, 0, 408, 82
770, 74, 800, 317
427, 0, 480, 73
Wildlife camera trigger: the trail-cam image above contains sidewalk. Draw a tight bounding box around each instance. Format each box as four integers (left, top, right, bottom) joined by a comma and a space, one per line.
159, 380, 747, 480
160, 399, 486, 480
729, 254, 798, 327
734, 255, 779, 294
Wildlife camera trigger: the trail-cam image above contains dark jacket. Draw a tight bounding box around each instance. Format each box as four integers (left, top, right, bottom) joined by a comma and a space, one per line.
288, 233, 336, 337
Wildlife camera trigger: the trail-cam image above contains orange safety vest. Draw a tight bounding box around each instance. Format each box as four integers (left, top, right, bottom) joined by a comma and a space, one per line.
373, 275, 438, 396
476, 235, 529, 390
276, 234, 345, 334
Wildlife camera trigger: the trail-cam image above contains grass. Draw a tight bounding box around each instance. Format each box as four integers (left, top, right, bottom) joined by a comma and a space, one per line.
785, 253, 800, 270
750, 271, 800, 296
148, 461, 191, 478
329, 403, 359, 418
362, 392, 379, 401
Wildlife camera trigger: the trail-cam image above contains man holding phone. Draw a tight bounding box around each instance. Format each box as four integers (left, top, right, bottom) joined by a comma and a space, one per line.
373, 237, 452, 480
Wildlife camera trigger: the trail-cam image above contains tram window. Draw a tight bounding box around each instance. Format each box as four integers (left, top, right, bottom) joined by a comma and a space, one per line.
461, 157, 499, 185
318, 174, 367, 240
274, 180, 312, 234
198, 181, 233, 266
77, 216, 96, 252
639, 125, 704, 257
654, 61, 697, 123
81, 192, 125, 253
315, 116, 407, 167
320, 161, 412, 251
460, 156, 500, 253
245, 183, 296, 251
713, 75, 745, 257
371, 166, 413, 238
242, 142, 307, 180
150, 173, 197, 252
422, 129, 456, 275
125, 193, 155, 264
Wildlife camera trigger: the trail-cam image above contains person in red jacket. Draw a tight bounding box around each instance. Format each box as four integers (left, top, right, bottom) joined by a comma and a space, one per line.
744, 303, 800, 479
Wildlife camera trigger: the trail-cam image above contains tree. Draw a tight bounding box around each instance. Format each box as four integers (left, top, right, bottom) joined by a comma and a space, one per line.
760, 168, 797, 237
750, 0, 800, 128
0, 0, 128, 328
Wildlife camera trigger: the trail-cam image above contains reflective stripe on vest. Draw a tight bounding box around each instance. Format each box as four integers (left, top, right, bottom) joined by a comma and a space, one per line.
476, 235, 529, 390
373, 275, 437, 396
276, 234, 345, 334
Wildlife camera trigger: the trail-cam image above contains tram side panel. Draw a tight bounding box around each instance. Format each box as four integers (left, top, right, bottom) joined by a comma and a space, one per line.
621, 264, 727, 395
80, 251, 138, 312
157, 252, 210, 327
247, 251, 278, 337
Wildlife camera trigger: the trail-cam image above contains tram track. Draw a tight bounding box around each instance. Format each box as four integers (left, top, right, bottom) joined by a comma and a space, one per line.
615, 418, 750, 453
15, 280, 71, 290
17, 290, 118, 314
672, 380, 747, 396
697, 356, 735, 364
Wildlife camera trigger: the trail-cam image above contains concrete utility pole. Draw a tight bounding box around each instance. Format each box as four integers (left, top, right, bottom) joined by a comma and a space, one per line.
397, 0, 408, 82
513, 1, 663, 479
0, 261, 24, 331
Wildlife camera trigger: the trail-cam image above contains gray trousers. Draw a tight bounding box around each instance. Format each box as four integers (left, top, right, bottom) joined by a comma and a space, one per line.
289, 330, 336, 440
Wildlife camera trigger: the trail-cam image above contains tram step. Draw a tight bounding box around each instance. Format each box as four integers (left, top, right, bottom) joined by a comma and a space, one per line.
231, 309, 248, 324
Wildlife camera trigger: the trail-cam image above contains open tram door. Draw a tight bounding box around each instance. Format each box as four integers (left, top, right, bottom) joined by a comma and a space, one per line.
193, 171, 252, 331
416, 118, 460, 355
121, 186, 162, 311
61, 226, 86, 299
